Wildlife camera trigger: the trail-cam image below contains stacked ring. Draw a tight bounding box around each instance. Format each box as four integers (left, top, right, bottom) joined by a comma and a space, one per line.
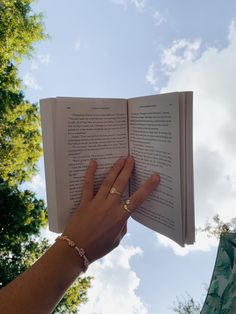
109, 186, 132, 214
123, 199, 132, 214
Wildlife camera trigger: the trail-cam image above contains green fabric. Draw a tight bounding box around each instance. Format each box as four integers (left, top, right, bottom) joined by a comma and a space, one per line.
201, 232, 236, 314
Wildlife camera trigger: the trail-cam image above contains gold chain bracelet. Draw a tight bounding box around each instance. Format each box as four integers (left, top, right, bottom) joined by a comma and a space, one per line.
56, 235, 90, 272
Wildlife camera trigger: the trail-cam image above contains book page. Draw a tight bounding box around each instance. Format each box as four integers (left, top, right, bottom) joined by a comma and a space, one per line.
128, 93, 183, 245
54, 98, 128, 231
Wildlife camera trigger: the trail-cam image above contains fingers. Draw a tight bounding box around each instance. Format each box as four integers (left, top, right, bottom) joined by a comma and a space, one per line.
106, 156, 134, 201
119, 173, 160, 218
81, 160, 97, 202
95, 157, 126, 200
81, 157, 160, 227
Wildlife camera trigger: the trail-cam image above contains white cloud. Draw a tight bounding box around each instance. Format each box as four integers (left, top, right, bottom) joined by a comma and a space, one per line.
112, 0, 127, 8
146, 63, 159, 91
157, 232, 218, 256
24, 53, 51, 88
38, 53, 51, 64
23, 72, 41, 90
79, 245, 148, 314
30, 53, 51, 70
153, 10, 167, 26
161, 38, 201, 74
111, 0, 146, 10
131, 0, 146, 10
27, 174, 45, 192
40, 226, 58, 244
156, 20, 236, 254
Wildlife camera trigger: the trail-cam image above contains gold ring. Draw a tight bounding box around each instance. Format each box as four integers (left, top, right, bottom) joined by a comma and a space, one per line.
122, 199, 132, 214
110, 187, 122, 196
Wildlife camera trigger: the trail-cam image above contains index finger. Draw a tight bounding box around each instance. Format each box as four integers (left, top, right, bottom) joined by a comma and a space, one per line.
81, 160, 97, 202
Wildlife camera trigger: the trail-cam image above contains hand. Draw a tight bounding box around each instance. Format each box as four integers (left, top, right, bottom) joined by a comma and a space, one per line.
62, 156, 160, 265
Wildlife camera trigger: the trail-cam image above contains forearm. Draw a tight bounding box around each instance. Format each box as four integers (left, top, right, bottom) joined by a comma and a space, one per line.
0, 156, 160, 313
0, 239, 83, 314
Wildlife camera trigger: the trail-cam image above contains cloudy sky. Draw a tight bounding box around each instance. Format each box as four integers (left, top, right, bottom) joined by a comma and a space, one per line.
20, 0, 236, 313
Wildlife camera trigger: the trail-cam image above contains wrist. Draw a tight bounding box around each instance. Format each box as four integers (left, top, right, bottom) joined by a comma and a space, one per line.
55, 235, 90, 273
53, 238, 86, 275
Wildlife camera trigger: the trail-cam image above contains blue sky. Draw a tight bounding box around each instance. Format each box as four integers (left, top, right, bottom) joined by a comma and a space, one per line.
20, 0, 236, 313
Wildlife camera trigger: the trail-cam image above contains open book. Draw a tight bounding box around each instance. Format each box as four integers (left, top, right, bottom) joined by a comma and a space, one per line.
40, 92, 195, 246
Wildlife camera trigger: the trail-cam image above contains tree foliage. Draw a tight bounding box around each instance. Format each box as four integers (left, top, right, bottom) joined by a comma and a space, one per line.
0, 101, 42, 186
0, 179, 92, 311
198, 214, 236, 239
0, 63, 22, 108
0, 179, 47, 286
54, 277, 92, 314
0, 0, 45, 185
0, 0, 46, 77
171, 215, 236, 313
172, 294, 202, 314
0, 1, 92, 312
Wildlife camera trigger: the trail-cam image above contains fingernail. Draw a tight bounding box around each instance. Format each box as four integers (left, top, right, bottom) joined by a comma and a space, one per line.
151, 173, 160, 183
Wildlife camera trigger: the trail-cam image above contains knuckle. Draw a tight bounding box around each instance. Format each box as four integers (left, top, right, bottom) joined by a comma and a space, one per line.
117, 177, 126, 187
84, 169, 91, 180
84, 178, 91, 188
85, 165, 92, 174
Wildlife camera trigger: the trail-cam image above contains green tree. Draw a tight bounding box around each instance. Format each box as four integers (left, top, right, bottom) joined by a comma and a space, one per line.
54, 277, 92, 314
0, 179, 92, 312
0, 179, 48, 286
171, 214, 236, 314
172, 294, 202, 314
198, 214, 236, 239
0, 1, 92, 312
0, 63, 22, 113
0, 101, 42, 186
0, 0, 45, 77
0, 0, 46, 186
0, 0, 46, 114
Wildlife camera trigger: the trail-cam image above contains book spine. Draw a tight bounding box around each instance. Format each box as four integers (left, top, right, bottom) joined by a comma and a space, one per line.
40, 98, 60, 233
186, 91, 195, 244
127, 100, 131, 197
